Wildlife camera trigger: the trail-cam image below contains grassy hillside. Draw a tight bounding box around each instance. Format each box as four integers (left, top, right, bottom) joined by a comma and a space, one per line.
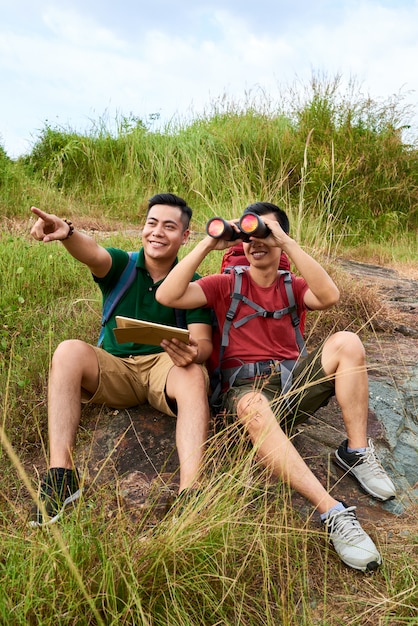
2, 76, 418, 239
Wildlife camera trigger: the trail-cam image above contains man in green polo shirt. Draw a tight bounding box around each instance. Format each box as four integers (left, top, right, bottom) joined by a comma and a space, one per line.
29, 193, 213, 527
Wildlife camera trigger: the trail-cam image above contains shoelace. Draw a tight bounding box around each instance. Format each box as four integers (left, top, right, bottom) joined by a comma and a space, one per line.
356, 439, 387, 477
325, 506, 364, 540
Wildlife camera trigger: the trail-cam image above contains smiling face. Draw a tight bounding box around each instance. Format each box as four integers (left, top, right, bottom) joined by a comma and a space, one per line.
242, 212, 282, 269
141, 204, 189, 263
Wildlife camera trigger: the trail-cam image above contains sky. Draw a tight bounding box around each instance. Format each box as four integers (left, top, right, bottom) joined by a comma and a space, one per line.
1, 0, 418, 158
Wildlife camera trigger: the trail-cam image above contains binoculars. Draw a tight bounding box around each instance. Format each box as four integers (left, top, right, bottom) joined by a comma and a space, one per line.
206, 212, 270, 242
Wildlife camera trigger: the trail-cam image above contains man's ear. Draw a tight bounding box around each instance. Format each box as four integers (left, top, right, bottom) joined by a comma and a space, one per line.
182, 228, 190, 245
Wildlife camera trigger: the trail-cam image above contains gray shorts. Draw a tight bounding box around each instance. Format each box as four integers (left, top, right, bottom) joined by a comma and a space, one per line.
221, 345, 335, 431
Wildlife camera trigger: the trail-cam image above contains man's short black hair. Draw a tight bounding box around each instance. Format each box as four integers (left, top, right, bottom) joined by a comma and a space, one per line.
147, 193, 192, 230
243, 202, 290, 234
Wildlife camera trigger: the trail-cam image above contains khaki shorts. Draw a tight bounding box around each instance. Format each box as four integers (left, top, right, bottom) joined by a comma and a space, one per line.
221, 345, 335, 431
83, 348, 208, 417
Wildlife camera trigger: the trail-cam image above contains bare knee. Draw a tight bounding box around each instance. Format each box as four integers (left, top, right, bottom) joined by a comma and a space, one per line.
237, 392, 271, 437
167, 363, 207, 401
51, 339, 97, 375
324, 331, 366, 363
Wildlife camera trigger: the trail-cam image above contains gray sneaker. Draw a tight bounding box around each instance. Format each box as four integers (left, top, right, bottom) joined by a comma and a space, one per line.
323, 506, 381, 571
335, 438, 396, 501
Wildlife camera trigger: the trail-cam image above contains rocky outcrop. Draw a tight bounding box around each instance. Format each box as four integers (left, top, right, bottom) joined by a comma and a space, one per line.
338, 260, 418, 511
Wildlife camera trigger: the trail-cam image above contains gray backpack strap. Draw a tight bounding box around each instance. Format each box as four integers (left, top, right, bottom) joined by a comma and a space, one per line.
280, 359, 295, 396
233, 298, 295, 328
282, 272, 307, 357
220, 267, 245, 348
210, 268, 245, 408
228, 271, 302, 334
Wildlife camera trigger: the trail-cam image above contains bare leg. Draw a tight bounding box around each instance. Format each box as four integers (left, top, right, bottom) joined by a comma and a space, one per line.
321, 332, 368, 449
237, 392, 338, 514
165, 364, 210, 492
48, 340, 100, 468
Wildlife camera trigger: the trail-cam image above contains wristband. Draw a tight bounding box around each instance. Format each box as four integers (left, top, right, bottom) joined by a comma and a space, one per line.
62, 219, 75, 240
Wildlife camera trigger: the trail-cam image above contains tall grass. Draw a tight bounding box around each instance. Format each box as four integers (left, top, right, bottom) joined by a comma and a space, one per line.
2, 75, 417, 240
0, 228, 99, 449
2, 417, 417, 625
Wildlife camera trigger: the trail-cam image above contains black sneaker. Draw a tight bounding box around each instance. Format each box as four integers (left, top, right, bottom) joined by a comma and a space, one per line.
335, 438, 396, 501
29, 468, 81, 528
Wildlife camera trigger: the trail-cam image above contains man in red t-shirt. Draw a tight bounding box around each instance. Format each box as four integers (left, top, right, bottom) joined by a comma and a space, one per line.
156, 201, 396, 572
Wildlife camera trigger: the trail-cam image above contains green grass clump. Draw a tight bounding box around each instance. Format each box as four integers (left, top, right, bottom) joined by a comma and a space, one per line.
0, 228, 100, 449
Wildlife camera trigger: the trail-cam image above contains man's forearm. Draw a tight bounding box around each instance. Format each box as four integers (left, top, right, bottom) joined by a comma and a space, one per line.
157, 237, 214, 305
62, 231, 111, 277
195, 337, 213, 363
61, 230, 100, 263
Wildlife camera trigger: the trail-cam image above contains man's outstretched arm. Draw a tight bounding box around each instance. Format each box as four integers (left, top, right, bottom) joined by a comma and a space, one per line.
30, 206, 112, 278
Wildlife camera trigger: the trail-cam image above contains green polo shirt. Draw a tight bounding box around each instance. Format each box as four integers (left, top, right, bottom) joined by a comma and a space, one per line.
94, 247, 212, 357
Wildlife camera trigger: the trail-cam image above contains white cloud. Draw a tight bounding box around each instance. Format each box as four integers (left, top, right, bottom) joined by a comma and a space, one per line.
42, 7, 126, 50
1, 0, 418, 157
292, 2, 418, 94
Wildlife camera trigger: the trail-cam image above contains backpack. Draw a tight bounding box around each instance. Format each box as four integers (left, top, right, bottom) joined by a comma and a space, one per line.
208, 243, 307, 411
97, 251, 186, 347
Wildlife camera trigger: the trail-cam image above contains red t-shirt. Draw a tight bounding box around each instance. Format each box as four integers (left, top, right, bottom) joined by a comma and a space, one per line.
198, 270, 308, 365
